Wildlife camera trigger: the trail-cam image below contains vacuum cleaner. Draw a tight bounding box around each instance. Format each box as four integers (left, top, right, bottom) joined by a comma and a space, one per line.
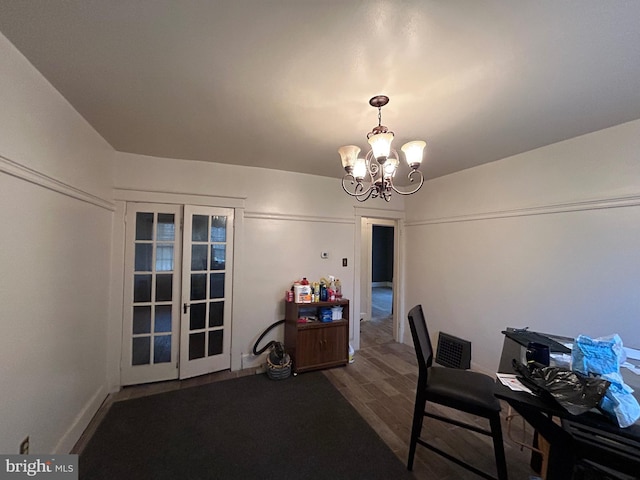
253, 319, 291, 380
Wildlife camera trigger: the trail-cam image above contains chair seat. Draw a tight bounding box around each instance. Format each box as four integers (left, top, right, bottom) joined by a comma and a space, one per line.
425, 366, 501, 414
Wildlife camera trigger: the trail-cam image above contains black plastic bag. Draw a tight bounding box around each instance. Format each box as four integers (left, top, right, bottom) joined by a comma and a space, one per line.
513, 360, 611, 415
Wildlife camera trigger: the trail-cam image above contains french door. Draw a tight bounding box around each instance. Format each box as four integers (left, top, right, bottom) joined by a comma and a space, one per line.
179, 206, 234, 379
121, 203, 234, 385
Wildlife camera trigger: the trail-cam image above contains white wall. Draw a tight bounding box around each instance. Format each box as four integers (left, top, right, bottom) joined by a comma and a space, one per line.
112, 153, 404, 375
0, 32, 114, 454
404, 119, 640, 373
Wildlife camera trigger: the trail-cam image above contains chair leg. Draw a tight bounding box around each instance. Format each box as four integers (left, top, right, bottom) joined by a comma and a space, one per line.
490, 413, 509, 480
407, 391, 426, 471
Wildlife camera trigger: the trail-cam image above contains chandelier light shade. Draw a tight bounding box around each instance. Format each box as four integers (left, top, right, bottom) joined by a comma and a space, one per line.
339, 95, 426, 202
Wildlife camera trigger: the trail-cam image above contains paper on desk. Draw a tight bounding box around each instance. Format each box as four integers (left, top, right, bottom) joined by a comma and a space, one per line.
550, 353, 572, 368
623, 346, 640, 361
496, 373, 533, 394
622, 362, 640, 375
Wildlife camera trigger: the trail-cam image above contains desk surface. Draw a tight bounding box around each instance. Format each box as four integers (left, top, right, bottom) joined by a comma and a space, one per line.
495, 333, 640, 479
496, 333, 640, 436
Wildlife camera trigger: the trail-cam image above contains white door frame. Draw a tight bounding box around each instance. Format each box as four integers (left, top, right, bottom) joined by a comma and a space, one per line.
352, 208, 405, 351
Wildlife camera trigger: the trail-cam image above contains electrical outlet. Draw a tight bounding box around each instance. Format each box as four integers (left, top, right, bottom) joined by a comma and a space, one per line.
20, 436, 29, 455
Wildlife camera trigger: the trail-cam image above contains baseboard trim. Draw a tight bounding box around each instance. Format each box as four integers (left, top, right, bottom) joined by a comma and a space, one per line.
55, 385, 108, 454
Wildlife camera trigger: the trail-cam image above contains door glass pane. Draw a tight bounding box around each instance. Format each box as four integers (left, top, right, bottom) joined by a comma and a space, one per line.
154, 335, 171, 363
156, 274, 173, 302
208, 330, 223, 356
210, 245, 226, 270
190, 274, 206, 300
155, 305, 172, 333
192, 215, 208, 242
190, 303, 206, 330
134, 275, 152, 302
135, 213, 154, 241
189, 333, 206, 360
132, 337, 150, 365
209, 302, 224, 327
156, 245, 174, 271
133, 306, 152, 334
191, 245, 208, 271
210, 273, 225, 299
157, 214, 175, 241
210, 216, 227, 242
135, 244, 153, 271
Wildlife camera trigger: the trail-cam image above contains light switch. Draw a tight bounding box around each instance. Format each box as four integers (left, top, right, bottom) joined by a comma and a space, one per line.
342, 258, 348, 267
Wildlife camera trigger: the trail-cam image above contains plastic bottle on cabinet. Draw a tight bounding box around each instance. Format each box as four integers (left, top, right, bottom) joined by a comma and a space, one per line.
319, 282, 328, 301
335, 278, 342, 298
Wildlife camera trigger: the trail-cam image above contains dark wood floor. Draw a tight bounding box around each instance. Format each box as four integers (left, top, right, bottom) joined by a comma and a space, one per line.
323, 316, 541, 480
74, 317, 541, 479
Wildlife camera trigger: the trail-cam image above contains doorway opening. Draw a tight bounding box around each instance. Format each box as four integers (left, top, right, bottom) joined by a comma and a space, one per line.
358, 217, 399, 349
368, 225, 394, 345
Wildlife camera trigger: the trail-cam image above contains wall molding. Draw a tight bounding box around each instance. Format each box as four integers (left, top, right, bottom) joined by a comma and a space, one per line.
354, 206, 405, 220
0, 154, 114, 211
113, 187, 246, 208
244, 211, 355, 224
113, 189, 356, 224
406, 193, 640, 226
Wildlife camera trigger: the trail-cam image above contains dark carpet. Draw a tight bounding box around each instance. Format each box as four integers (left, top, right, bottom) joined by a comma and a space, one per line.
80, 372, 413, 479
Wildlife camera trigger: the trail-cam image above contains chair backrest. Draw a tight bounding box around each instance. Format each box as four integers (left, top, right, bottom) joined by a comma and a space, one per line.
407, 304, 435, 375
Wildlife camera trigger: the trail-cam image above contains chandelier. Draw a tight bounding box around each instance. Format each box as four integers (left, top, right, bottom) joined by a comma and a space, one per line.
339, 95, 426, 202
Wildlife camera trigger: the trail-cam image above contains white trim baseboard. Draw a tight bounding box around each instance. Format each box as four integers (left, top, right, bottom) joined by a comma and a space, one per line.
54, 384, 107, 454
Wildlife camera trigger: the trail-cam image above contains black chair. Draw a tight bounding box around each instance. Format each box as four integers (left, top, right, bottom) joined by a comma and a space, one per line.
407, 304, 508, 480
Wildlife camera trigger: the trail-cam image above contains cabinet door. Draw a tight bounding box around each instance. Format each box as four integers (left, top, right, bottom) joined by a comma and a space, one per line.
322, 323, 348, 364
296, 328, 322, 369
295, 324, 347, 371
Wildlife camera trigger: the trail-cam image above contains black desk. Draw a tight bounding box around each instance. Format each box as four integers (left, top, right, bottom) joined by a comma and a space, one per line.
495, 334, 640, 479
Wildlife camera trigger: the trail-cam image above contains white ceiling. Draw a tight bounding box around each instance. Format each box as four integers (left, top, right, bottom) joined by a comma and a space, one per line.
1, 1, 639, 181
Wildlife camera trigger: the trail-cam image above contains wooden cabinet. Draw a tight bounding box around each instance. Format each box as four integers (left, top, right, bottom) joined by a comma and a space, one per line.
284, 299, 349, 373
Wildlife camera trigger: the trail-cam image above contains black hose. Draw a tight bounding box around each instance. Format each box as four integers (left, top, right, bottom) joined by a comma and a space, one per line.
252, 319, 285, 355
